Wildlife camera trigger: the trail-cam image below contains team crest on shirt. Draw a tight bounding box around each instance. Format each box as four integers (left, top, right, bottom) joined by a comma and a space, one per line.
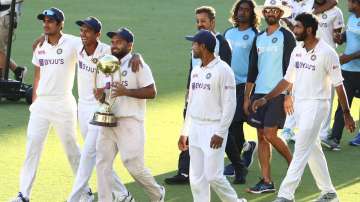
206, 73, 212, 79
56, 48, 63, 55
243, 34, 249, 40
122, 70, 127, 76
311, 55, 317, 61
272, 37, 278, 43
270, 0, 276, 5
322, 14, 327, 19
91, 58, 98, 64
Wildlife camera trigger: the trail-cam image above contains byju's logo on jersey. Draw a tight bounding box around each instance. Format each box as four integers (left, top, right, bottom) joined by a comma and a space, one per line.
206, 73, 212, 79
79, 61, 96, 73
56, 48, 63, 55
311, 55, 317, 61
243, 34, 249, 40
272, 37, 278, 43
39, 58, 65, 66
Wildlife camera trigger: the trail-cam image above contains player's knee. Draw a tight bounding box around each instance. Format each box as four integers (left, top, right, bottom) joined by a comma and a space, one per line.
205, 171, 221, 184
123, 157, 144, 176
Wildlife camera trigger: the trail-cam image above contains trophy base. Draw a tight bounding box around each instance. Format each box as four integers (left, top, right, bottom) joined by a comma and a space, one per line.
90, 112, 117, 127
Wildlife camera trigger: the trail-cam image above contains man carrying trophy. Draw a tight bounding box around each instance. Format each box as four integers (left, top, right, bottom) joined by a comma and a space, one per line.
95, 27, 165, 202
67, 16, 132, 202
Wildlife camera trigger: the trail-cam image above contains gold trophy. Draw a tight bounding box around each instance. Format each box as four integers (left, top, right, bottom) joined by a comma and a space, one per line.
90, 54, 120, 127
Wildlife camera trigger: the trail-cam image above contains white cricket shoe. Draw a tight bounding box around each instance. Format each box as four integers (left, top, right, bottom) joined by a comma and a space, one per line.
151, 186, 165, 202
79, 191, 94, 202
9, 193, 29, 202
313, 192, 339, 202
113, 191, 135, 202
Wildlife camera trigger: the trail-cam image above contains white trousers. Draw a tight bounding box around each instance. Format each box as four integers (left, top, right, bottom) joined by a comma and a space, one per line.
96, 117, 162, 202
19, 112, 81, 198
283, 88, 334, 140
188, 119, 238, 202
67, 103, 128, 202
278, 99, 336, 200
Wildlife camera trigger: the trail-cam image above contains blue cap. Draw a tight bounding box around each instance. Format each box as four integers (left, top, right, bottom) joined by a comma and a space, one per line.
37, 7, 65, 22
106, 28, 134, 43
185, 30, 216, 52
76, 16, 102, 33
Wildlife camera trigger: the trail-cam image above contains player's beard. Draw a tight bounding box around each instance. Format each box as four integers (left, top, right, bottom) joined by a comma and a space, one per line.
112, 48, 129, 60
265, 16, 279, 25
295, 31, 307, 41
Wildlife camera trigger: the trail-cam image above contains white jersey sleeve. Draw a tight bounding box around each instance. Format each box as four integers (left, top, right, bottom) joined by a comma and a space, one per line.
32, 46, 40, 67
325, 49, 343, 87
137, 62, 155, 88
215, 66, 236, 138
181, 72, 193, 137
284, 50, 297, 83
333, 8, 345, 30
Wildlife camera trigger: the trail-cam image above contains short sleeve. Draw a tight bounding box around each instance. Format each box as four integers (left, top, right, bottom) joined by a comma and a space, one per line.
333, 9, 345, 30
137, 63, 155, 88
32, 47, 40, 67
325, 50, 343, 87
284, 50, 297, 83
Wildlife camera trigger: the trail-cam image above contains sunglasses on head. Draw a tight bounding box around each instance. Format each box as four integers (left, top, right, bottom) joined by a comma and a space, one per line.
263, 8, 282, 14
42, 9, 55, 16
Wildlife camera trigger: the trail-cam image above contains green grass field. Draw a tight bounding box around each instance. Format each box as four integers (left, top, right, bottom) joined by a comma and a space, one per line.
0, 0, 359, 201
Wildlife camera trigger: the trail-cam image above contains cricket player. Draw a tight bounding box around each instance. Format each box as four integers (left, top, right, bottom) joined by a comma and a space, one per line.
281, 0, 339, 142
252, 13, 356, 202
11, 8, 82, 202
67, 17, 132, 202
95, 28, 165, 202
179, 29, 247, 202
324, 0, 360, 149
222, 0, 260, 184
244, 0, 295, 194
165, 6, 233, 185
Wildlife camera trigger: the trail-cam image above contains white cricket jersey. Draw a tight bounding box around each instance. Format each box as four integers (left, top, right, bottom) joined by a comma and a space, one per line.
76, 41, 110, 105
316, 6, 344, 49
111, 53, 155, 121
286, 0, 314, 25
32, 34, 78, 99
182, 56, 236, 138
284, 39, 343, 100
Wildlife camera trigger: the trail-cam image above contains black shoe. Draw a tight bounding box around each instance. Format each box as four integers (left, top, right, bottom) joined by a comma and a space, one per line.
13, 66, 27, 82
233, 167, 248, 184
247, 178, 275, 194
164, 173, 189, 185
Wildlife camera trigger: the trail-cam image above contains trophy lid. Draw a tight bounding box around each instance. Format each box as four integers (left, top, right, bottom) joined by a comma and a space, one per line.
97, 54, 120, 74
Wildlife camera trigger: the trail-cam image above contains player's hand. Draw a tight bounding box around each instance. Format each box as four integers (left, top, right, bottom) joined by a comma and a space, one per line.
252, 98, 267, 113
129, 53, 143, 73
210, 135, 223, 149
178, 135, 189, 151
333, 32, 343, 44
243, 97, 251, 116
93, 88, 105, 102
111, 82, 128, 98
284, 95, 294, 115
339, 54, 352, 65
343, 112, 356, 133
